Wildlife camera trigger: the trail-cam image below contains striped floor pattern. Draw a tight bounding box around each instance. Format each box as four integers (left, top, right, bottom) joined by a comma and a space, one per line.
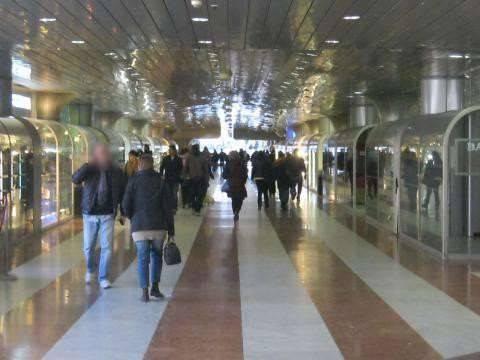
1, 184, 480, 359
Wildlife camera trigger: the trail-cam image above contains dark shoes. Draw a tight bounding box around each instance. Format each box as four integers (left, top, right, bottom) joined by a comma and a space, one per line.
141, 284, 165, 302
150, 283, 165, 299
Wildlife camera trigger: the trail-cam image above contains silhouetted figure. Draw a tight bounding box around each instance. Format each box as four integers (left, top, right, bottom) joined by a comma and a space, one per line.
273, 152, 291, 211
159, 145, 183, 211
422, 151, 442, 212
251, 151, 273, 210
223, 151, 248, 222
185, 144, 210, 215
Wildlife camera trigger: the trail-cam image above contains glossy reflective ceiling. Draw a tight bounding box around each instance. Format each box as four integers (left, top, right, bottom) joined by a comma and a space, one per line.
5, 0, 480, 133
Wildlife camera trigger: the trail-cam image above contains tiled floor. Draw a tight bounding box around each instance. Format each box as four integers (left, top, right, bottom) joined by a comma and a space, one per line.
2, 184, 480, 359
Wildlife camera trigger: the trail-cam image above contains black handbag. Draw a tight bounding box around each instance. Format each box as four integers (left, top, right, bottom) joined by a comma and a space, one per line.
164, 239, 182, 265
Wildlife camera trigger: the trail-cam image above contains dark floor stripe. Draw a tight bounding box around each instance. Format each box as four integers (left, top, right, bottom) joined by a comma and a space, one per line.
323, 202, 480, 320
267, 204, 441, 360
0, 227, 135, 359
144, 203, 243, 360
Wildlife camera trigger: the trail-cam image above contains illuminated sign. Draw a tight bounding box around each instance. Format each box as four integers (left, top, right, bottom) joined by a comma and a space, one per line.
455, 138, 480, 176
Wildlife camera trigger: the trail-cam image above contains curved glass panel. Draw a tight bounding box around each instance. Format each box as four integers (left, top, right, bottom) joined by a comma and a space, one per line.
447, 110, 480, 255
65, 125, 89, 171
400, 113, 451, 252
325, 126, 373, 206
0, 117, 35, 239
29, 119, 74, 227
365, 120, 409, 232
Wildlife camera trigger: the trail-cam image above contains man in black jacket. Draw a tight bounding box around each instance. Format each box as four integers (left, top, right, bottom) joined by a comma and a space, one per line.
159, 145, 183, 211
72, 144, 126, 289
122, 154, 175, 302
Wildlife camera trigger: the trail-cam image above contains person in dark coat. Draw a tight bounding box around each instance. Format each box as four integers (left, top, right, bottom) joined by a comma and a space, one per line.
122, 154, 175, 302
72, 144, 126, 289
289, 149, 307, 202
185, 144, 211, 215
251, 151, 273, 210
159, 145, 183, 211
268, 147, 277, 196
422, 151, 442, 211
223, 151, 248, 222
273, 152, 291, 211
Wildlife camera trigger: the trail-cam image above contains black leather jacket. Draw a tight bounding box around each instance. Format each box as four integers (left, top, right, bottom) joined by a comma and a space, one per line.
72, 163, 126, 216
121, 169, 175, 236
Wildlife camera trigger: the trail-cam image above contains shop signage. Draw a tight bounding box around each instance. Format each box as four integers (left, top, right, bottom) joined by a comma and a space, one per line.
455, 138, 480, 176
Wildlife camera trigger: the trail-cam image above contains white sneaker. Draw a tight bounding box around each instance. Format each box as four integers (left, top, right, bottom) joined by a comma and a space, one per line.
85, 272, 94, 284
100, 279, 112, 289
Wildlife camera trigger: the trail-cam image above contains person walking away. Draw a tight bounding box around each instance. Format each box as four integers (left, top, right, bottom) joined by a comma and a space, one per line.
290, 149, 306, 202
268, 147, 277, 196
223, 151, 248, 222
179, 147, 191, 208
185, 144, 211, 215
160, 145, 183, 212
251, 151, 272, 210
124, 150, 139, 178
273, 152, 291, 211
72, 144, 126, 289
211, 150, 219, 173
122, 154, 175, 302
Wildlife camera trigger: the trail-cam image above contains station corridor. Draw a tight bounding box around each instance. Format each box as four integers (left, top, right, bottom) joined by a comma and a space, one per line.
0, 183, 479, 360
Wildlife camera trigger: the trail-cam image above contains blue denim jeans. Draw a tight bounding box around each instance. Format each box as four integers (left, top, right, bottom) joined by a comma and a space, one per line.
83, 214, 115, 281
135, 234, 166, 289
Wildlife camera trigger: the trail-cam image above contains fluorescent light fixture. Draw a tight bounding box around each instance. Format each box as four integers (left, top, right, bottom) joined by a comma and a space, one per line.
40, 17, 56, 22
449, 54, 464, 59
325, 39, 339, 44
343, 15, 360, 20
12, 94, 31, 110
192, 17, 209, 22
104, 52, 116, 56
354, 91, 363, 95
71, 40, 85, 44
198, 40, 212, 44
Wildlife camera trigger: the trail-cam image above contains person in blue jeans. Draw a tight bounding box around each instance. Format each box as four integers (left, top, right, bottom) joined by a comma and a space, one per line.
72, 144, 126, 289
122, 154, 175, 302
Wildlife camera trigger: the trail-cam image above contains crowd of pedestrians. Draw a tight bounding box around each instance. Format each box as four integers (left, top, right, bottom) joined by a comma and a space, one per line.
72, 143, 306, 301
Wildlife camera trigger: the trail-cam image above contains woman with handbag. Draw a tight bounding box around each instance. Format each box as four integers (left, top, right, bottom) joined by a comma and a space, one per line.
222, 151, 248, 222
122, 154, 176, 302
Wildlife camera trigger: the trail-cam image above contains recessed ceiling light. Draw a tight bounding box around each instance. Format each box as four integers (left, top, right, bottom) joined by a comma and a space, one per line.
343, 15, 360, 20
40, 17, 56, 22
198, 40, 212, 44
72, 40, 85, 44
191, 0, 202, 7
325, 39, 339, 44
192, 17, 209, 22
